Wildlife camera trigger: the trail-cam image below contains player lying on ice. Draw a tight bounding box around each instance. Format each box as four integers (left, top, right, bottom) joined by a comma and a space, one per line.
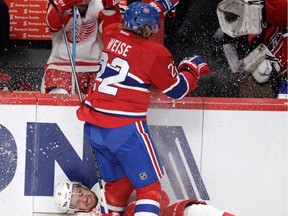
54, 180, 234, 216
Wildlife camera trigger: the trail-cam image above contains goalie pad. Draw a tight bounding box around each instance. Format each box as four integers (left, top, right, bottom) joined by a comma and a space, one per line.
183, 204, 234, 216
163, 199, 205, 216
222, 43, 240, 73
238, 44, 281, 83
217, 0, 264, 38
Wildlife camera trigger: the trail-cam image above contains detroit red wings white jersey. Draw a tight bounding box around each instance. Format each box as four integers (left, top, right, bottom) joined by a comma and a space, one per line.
77, 24, 197, 128
46, 0, 103, 72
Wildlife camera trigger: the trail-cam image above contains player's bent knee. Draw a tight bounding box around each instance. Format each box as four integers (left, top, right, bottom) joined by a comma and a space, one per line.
134, 181, 162, 215
135, 181, 162, 202
105, 177, 134, 207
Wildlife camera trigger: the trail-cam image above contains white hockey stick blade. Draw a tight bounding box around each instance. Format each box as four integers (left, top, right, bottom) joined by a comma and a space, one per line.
223, 43, 240, 73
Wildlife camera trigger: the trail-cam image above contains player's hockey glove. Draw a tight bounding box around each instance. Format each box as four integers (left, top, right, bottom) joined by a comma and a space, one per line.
46, 0, 81, 32
178, 55, 211, 78
237, 44, 282, 83
149, 0, 179, 17
102, 0, 121, 9
56, 0, 82, 13
98, 3, 123, 33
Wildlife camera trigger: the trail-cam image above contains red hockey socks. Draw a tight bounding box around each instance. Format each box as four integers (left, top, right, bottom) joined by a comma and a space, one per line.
103, 177, 134, 215
134, 181, 162, 215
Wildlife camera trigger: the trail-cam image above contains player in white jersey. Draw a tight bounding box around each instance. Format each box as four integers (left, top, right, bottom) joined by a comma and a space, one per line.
41, 0, 122, 94
54, 180, 234, 216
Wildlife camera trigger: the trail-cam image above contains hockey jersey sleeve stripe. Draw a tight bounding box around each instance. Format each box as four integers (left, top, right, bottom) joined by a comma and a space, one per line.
99, 69, 151, 92
47, 64, 101, 72
118, 74, 151, 91
47, 61, 101, 67
127, 73, 145, 84
162, 75, 180, 94
84, 101, 147, 118
162, 74, 189, 99
114, 83, 150, 92
121, 76, 150, 88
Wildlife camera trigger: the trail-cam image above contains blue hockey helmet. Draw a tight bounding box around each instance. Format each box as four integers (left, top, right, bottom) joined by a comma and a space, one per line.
124, 1, 161, 33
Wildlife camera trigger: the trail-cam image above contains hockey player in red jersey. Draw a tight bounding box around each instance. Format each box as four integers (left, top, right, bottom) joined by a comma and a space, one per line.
76, 1, 210, 215
41, 0, 122, 94
217, 0, 287, 98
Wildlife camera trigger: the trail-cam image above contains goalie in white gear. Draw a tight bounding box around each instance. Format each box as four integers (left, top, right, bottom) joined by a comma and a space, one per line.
217, 0, 264, 38
217, 0, 287, 98
236, 43, 282, 84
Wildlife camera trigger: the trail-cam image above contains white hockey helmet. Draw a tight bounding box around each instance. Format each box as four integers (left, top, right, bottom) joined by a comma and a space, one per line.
53, 181, 81, 211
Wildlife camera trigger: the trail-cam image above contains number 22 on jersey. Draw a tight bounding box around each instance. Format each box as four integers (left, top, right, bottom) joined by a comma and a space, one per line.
96, 52, 130, 96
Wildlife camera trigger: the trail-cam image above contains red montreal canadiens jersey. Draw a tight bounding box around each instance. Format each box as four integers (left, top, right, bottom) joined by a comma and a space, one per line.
265, 0, 287, 28
265, 27, 288, 71
77, 24, 196, 128
264, 0, 288, 71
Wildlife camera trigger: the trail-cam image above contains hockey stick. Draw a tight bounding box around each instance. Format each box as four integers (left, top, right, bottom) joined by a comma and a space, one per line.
222, 43, 256, 83
71, 4, 77, 94
47, 0, 82, 102
222, 43, 240, 74
48, 1, 109, 213
90, 148, 109, 214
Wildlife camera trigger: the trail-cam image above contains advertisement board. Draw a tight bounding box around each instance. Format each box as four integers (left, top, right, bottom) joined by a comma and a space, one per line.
0, 92, 287, 216
4, 0, 163, 43
5, 0, 51, 40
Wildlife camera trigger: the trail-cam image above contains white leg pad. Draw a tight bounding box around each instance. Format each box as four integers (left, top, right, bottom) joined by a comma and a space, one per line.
183, 204, 225, 216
